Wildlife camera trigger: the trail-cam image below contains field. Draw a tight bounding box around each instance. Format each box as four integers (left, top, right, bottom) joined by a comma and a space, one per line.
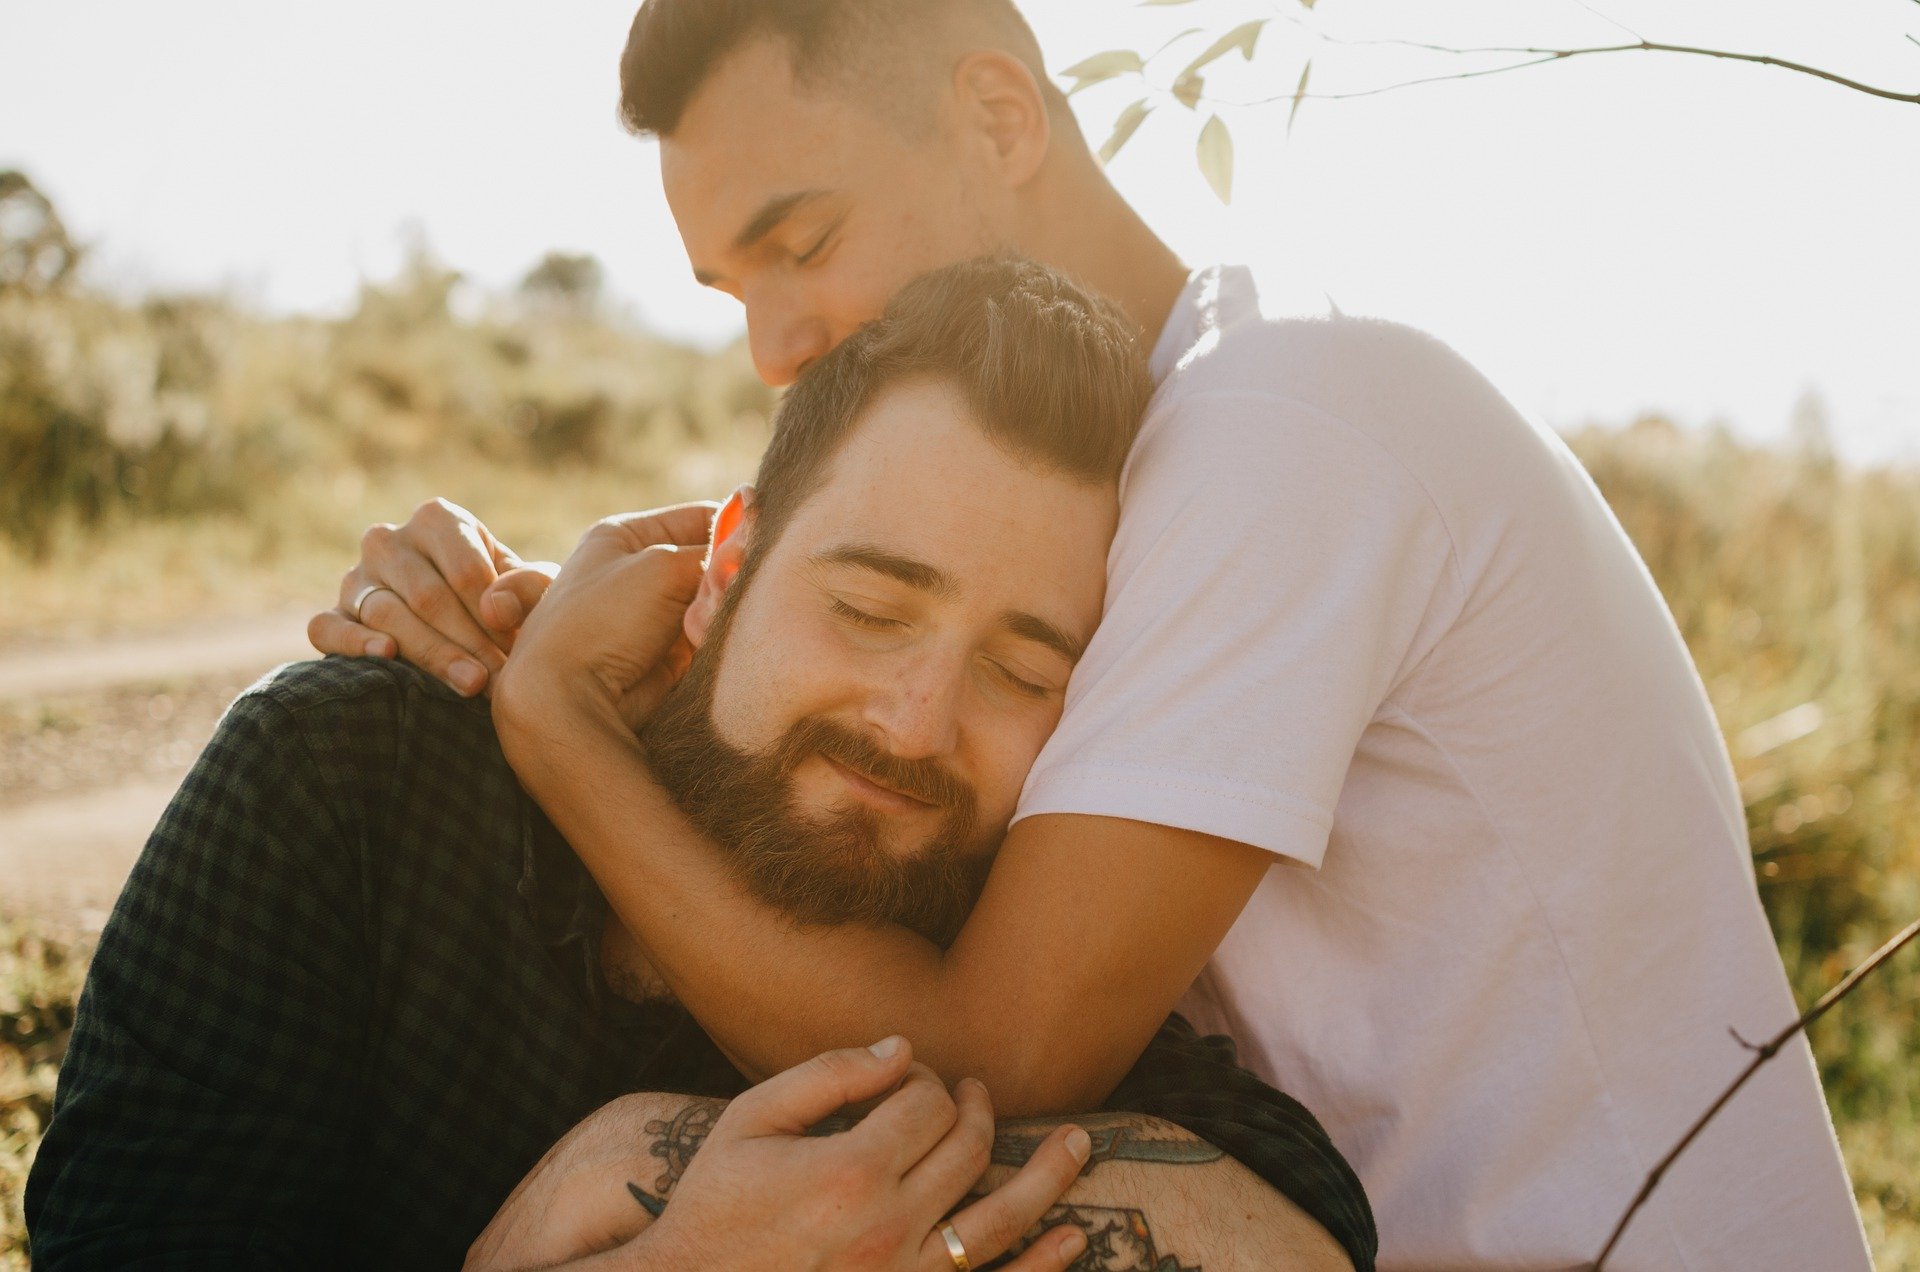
1, 262, 1915, 1266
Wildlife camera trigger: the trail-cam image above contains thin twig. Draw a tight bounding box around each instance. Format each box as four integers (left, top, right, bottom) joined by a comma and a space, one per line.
1225, 40, 1919, 107
1222, 54, 1580, 104
1589, 916, 1920, 1270
1567, 0, 1647, 44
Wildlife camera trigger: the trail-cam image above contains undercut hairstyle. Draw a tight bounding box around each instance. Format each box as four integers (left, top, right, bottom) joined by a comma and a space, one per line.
740, 256, 1152, 581
619, 0, 1065, 137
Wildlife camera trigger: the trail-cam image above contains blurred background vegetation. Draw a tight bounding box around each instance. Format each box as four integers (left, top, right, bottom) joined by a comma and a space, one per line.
0, 168, 1913, 1265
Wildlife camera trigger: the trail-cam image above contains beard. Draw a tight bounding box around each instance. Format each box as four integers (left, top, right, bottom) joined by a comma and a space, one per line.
639, 607, 997, 948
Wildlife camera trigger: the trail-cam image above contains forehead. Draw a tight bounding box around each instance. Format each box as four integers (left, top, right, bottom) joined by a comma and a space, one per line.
773, 378, 1115, 635
660, 40, 913, 244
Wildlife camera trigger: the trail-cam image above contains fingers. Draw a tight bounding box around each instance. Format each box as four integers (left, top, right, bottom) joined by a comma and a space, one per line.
721, 1037, 916, 1140
900, 1076, 996, 1217
605, 501, 721, 550
988, 1224, 1091, 1272
607, 544, 707, 667
930, 1124, 1092, 1272
853, 1063, 962, 1177
369, 540, 510, 670
481, 565, 559, 634
308, 608, 396, 659
565, 504, 718, 575
421, 511, 509, 642
342, 532, 509, 695
357, 586, 493, 698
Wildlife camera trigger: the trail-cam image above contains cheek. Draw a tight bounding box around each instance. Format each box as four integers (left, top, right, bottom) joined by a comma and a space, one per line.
708, 601, 864, 750
969, 707, 1062, 824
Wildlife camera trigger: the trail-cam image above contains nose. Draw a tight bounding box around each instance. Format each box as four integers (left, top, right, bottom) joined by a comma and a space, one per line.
861, 652, 964, 762
744, 284, 832, 388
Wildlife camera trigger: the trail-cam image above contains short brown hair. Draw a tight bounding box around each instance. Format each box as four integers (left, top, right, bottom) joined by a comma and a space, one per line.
743, 256, 1151, 573
618, 0, 1059, 137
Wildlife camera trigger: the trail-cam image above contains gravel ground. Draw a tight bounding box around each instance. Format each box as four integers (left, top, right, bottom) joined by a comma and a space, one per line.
0, 672, 261, 806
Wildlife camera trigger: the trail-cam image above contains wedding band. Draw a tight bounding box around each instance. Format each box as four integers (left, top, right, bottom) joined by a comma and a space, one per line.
347, 582, 395, 623
939, 1223, 972, 1272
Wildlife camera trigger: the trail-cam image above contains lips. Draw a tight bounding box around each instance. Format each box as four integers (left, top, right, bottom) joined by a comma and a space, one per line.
819, 753, 941, 813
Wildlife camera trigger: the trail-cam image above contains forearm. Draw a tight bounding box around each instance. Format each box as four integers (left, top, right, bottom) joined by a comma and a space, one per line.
980, 1114, 1352, 1272
499, 680, 1045, 1101
611, 1098, 1347, 1272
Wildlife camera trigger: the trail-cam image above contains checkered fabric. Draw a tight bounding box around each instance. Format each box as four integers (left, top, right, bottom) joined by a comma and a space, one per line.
27, 657, 1375, 1270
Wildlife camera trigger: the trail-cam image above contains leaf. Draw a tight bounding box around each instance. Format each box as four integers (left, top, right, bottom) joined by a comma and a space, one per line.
1059, 49, 1144, 95
1172, 70, 1205, 109
1197, 114, 1233, 203
1286, 59, 1313, 136
1299, 0, 1317, 8
1177, 19, 1269, 81
1099, 98, 1154, 164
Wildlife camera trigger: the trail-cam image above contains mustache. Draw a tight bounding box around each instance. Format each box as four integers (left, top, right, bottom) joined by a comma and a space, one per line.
775, 716, 972, 813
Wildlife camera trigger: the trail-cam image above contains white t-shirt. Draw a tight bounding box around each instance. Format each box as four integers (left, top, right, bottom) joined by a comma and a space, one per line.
1015, 266, 1869, 1270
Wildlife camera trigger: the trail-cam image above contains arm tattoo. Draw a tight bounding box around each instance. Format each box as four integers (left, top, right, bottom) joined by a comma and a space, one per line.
987, 1202, 1201, 1272
992, 1113, 1224, 1174
625, 1098, 724, 1216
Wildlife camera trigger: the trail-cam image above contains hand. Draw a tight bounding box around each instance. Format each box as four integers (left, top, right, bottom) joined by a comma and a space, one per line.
490, 503, 718, 737
648, 1039, 1092, 1272
307, 497, 558, 697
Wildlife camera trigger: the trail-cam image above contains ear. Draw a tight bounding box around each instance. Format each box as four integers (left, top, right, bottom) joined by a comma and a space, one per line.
684, 485, 755, 648
951, 50, 1051, 189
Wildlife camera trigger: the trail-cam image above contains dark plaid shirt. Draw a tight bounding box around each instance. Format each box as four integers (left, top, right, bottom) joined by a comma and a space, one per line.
27, 657, 1374, 1270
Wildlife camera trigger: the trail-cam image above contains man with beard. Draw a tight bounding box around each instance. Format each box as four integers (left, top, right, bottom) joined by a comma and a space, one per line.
29, 260, 1371, 1271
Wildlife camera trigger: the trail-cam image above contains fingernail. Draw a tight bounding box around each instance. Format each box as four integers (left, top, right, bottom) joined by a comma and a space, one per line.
868, 1035, 905, 1059
450, 660, 486, 696
364, 635, 394, 658
489, 592, 523, 628
1060, 1229, 1087, 1259
1064, 1127, 1091, 1165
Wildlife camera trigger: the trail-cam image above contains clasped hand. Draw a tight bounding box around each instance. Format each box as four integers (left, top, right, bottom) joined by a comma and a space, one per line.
465, 1038, 1094, 1272
309, 498, 712, 721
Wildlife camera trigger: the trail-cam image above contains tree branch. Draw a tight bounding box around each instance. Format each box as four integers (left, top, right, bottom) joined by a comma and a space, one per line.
1589, 915, 1920, 1270
1225, 28, 1920, 107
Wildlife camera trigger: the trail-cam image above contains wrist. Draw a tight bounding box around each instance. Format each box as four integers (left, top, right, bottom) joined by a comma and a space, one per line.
491, 659, 632, 774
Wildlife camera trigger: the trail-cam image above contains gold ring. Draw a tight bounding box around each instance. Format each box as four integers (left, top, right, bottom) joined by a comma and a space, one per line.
939, 1223, 972, 1272
347, 582, 395, 623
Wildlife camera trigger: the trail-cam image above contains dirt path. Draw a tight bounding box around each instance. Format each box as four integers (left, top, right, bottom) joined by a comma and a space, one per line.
0, 610, 316, 929
0, 610, 314, 701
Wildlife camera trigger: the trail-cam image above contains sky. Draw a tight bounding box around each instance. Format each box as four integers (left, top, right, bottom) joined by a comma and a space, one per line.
5, 0, 1917, 462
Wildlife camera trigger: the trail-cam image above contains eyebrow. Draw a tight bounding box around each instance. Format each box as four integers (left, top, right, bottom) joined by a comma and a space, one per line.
815, 544, 1086, 664
692, 189, 831, 287
1000, 610, 1087, 665
817, 544, 956, 598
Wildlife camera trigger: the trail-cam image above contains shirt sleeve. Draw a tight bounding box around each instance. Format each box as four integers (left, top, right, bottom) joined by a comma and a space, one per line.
1105, 1013, 1378, 1272
1015, 388, 1460, 866
25, 682, 373, 1269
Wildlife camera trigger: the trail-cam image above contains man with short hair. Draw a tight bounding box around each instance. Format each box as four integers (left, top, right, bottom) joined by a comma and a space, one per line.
319, 1, 1870, 1266
29, 260, 1371, 1271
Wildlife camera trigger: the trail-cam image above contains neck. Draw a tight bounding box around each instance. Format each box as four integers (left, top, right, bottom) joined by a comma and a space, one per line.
1014, 146, 1190, 350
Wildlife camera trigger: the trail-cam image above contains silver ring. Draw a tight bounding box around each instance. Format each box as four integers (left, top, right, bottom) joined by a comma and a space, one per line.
939, 1223, 972, 1272
347, 582, 395, 623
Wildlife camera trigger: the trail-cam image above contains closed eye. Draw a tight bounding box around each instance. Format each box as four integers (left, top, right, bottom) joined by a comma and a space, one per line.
988, 660, 1051, 700
830, 596, 904, 631
795, 214, 846, 265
